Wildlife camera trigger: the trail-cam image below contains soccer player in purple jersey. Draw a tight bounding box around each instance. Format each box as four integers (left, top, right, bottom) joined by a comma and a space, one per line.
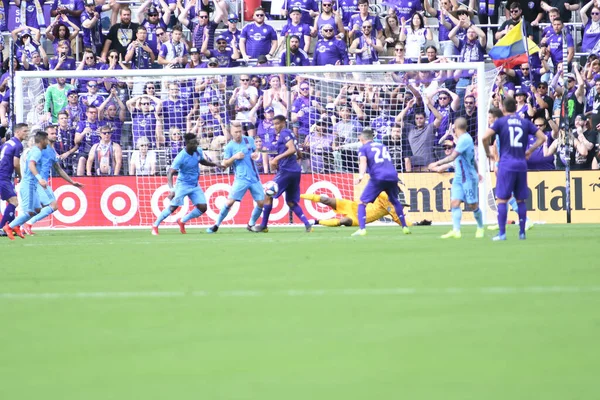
0, 124, 28, 233
352, 128, 410, 237
252, 115, 312, 233
483, 97, 546, 241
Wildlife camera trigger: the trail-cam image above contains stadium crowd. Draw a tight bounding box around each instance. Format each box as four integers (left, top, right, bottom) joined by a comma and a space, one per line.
1, 0, 600, 177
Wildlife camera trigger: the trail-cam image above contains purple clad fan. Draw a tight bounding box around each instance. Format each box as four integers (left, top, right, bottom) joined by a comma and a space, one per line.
483, 97, 546, 241
352, 128, 410, 237
252, 115, 312, 233
0, 124, 28, 231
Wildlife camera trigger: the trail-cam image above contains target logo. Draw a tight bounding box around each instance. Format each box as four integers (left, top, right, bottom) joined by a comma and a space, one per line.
100, 185, 138, 224
53, 185, 88, 224
204, 183, 239, 222
151, 185, 190, 223
302, 181, 342, 220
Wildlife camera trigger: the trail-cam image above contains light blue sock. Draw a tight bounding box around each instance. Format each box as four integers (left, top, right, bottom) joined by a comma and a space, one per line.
182, 207, 203, 223
507, 197, 519, 213
9, 213, 32, 229
473, 208, 483, 229
249, 205, 262, 226
153, 208, 172, 227
451, 207, 462, 232
28, 206, 54, 225
215, 205, 231, 227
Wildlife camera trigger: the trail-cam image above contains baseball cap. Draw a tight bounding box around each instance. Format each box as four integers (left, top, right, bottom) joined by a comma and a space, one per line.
442, 139, 455, 147
84, 0, 95, 6
322, 0, 332, 3
67, 89, 78, 96
189, 47, 199, 53
216, 35, 228, 43
147, 6, 158, 15
290, 7, 302, 13
265, 106, 274, 113
565, 73, 575, 80
257, 55, 268, 63
207, 57, 218, 66
210, 96, 220, 104
515, 89, 527, 96
575, 114, 587, 121
228, 13, 239, 22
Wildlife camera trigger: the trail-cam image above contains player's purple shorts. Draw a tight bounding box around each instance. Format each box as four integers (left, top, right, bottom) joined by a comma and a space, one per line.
360, 179, 399, 204
273, 171, 301, 203
0, 179, 17, 200
495, 168, 528, 201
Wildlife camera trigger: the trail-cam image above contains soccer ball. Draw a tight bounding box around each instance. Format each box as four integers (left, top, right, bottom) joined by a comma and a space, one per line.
263, 181, 279, 196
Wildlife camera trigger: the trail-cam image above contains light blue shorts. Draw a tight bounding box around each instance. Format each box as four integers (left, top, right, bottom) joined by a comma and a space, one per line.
20, 183, 40, 213
37, 185, 56, 206
229, 180, 265, 202
451, 179, 478, 205
170, 185, 206, 207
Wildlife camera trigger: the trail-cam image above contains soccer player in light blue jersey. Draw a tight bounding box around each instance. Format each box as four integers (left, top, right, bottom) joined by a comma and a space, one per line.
22, 125, 84, 235
428, 117, 485, 239
3, 132, 49, 240
207, 122, 264, 233
152, 133, 218, 235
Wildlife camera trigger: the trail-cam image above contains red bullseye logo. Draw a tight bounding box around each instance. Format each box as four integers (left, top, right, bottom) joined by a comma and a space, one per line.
302, 181, 342, 220
53, 186, 88, 224
151, 185, 190, 223
204, 183, 239, 222
100, 185, 138, 224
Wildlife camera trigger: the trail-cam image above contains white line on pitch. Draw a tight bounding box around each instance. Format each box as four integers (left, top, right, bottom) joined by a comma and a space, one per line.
1, 286, 600, 300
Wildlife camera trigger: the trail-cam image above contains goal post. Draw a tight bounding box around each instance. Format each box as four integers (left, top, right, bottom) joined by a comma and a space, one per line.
13, 62, 494, 229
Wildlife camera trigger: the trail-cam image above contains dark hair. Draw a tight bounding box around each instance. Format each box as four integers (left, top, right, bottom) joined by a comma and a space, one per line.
361, 128, 374, 139
184, 133, 197, 143
34, 130, 48, 143
254, 6, 265, 14
57, 111, 69, 119
273, 115, 287, 123
509, 2, 520, 10
14, 123, 29, 133
172, 24, 183, 33
137, 25, 147, 32
53, 23, 70, 40
488, 107, 503, 119
410, 13, 425, 31
503, 97, 517, 113
464, 94, 476, 103
358, 0, 369, 5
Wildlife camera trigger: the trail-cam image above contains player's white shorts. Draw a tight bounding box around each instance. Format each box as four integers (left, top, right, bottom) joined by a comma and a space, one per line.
229, 180, 264, 202
170, 185, 206, 207
20, 182, 40, 213
36, 185, 56, 206
451, 178, 478, 204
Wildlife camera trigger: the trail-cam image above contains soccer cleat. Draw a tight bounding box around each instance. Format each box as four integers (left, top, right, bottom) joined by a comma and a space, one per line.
475, 228, 485, 238
151, 226, 159, 236
305, 223, 313, 233
402, 226, 411, 234
492, 234, 507, 241
22, 223, 35, 236
487, 224, 499, 231
525, 220, 535, 231
251, 226, 269, 233
351, 229, 367, 237
519, 232, 526, 240
441, 230, 461, 239
206, 225, 218, 234
13, 225, 25, 239
176, 219, 186, 234
3, 223, 15, 241
246, 224, 253, 232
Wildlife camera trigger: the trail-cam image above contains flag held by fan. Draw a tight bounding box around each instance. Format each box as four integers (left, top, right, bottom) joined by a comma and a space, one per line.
488, 20, 539, 69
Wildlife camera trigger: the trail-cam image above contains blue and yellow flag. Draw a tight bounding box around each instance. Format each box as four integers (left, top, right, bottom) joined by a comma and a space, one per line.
489, 21, 539, 68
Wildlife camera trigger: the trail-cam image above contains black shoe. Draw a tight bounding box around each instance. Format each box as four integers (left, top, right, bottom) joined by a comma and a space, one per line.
206, 225, 218, 234
246, 224, 253, 232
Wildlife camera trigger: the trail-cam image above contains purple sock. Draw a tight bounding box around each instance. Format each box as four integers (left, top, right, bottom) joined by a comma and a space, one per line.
0, 203, 16, 227
517, 201, 527, 234
260, 204, 272, 228
358, 203, 366, 229
291, 204, 310, 226
498, 203, 508, 236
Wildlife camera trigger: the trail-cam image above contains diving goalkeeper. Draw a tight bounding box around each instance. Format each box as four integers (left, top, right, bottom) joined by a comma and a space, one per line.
300, 191, 411, 227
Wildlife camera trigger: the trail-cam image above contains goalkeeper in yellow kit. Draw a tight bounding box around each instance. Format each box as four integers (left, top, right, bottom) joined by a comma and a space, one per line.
300, 191, 410, 227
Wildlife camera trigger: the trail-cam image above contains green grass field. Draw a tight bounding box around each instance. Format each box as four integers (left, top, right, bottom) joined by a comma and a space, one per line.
2, 224, 599, 399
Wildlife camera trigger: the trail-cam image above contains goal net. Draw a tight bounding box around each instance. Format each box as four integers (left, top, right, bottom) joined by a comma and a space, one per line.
13, 62, 495, 229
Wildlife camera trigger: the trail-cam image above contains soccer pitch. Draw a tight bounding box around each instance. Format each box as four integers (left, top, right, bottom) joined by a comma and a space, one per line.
2, 225, 599, 399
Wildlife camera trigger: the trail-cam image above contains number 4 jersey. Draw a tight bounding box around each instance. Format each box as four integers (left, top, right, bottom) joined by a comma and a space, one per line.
490, 115, 539, 172
358, 141, 399, 181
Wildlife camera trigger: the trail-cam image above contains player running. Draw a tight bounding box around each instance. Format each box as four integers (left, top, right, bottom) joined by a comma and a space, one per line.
482, 97, 546, 241
0, 123, 28, 234
152, 133, 218, 235
3, 131, 49, 240
428, 117, 484, 239
352, 128, 410, 237
207, 122, 264, 233
22, 125, 84, 235
300, 189, 410, 227
252, 115, 312, 233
